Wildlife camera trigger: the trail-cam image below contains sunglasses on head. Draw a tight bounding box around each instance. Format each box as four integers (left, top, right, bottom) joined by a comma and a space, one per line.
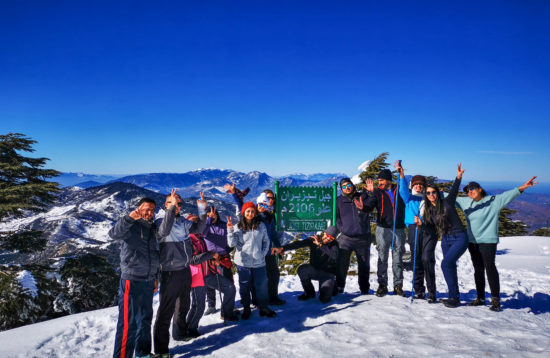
426, 190, 438, 196
341, 184, 352, 190
266, 196, 275, 200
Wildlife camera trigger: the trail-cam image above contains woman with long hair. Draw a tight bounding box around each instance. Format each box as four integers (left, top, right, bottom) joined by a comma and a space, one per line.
456, 176, 537, 311
416, 164, 466, 308
227, 202, 276, 319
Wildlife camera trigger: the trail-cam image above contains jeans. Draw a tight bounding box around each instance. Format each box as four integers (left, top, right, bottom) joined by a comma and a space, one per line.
441, 231, 468, 300
375, 226, 405, 287
236, 265, 269, 309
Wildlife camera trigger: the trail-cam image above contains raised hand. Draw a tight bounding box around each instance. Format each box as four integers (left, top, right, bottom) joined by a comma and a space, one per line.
311, 235, 321, 246
354, 196, 364, 210
365, 178, 374, 192
197, 191, 207, 207
207, 206, 217, 219
224, 183, 236, 194
271, 247, 283, 255
187, 214, 199, 223
394, 160, 404, 178
226, 216, 233, 229
129, 208, 141, 220
457, 163, 465, 179
519, 176, 538, 193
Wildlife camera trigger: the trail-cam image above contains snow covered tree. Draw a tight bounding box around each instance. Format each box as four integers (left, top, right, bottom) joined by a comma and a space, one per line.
358, 152, 391, 183
0, 133, 60, 253
0, 267, 41, 331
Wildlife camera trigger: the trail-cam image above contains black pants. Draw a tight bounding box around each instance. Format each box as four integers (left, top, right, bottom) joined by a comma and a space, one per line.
188, 274, 236, 329
336, 234, 371, 293
468, 243, 499, 299
409, 225, 437, 295
206, 266, 234, 308
297, 264, 335, 300
153, 268, 191, 354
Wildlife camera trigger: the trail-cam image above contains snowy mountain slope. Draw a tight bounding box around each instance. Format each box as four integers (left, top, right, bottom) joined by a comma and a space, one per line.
1, 236, 549, 358
0, 182, 236, 266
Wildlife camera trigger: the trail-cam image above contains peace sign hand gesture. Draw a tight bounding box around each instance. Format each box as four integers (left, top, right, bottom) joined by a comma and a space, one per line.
519, 176, 538, 193
226, 216, 234, 230
197, 191, 207, 211
457, 163, 465, 180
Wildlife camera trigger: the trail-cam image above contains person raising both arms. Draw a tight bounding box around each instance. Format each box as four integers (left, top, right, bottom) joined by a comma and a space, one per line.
456, 176, 537, 312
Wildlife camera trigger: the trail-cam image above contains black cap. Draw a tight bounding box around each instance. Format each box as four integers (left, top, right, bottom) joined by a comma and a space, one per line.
339, 177, 353, 188
377, 169, 393, 181
464, 181, 481, 193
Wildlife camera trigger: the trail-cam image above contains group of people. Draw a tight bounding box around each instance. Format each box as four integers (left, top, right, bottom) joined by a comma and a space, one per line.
108, 164, 537, 358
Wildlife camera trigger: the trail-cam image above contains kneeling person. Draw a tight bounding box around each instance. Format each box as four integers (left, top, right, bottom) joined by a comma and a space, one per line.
274, 226, 339, 303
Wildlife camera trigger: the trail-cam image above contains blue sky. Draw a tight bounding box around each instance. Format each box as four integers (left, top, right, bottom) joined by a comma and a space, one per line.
1, 1, 549, 183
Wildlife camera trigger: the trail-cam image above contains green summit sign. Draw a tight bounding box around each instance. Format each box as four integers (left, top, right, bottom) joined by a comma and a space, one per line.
274, 181, 337, 232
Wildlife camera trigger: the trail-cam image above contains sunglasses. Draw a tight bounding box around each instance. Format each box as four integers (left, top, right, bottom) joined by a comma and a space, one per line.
426, 190, 438, 196
467, 187, 479, 192
258, 203, 270, 209
341, 184, 352, 190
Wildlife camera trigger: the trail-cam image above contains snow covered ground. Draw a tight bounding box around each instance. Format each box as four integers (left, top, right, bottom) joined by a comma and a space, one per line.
1, 236, 549, 357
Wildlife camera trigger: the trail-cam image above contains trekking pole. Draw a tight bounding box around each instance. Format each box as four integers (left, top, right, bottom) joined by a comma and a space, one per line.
391, 175, 400, 251
410, 223, 419, 303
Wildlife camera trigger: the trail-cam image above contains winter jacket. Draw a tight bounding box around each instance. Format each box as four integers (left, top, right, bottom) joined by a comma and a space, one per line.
364, 184, 406, 229
227, 222, 270, 268
455, 188, 521, 244
422, 177, 465, 235
283, 237, 339, 275
399, 177, 423, 226
155, 208, 199, 272
199, 214, 232, 255
336, 191, 371, 238
231, 191, 281, 249
108, 207, 176, 281
189, 234, 217, 288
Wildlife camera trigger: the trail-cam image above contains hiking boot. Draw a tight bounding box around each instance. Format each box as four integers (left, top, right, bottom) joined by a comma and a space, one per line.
259, 307, 276, 318
298, 292, 316, 301
319, 295, 332, 303
269, 297, 286, 305
241, 307, 251, 320
442, 298, 461, 308
427, 294, 437, 304
489, 297, 502, 312
376, 285, 388, 297
334, 286, 344, 296
393, 285, 405, 297
224, 313, 239, 322
360, 286, 370, 295
414, 292, 426, 300
204, 306, 217, 315
468, 298, 486, 306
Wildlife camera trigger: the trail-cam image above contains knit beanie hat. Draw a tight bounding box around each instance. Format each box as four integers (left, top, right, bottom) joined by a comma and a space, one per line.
411, 175, 427, 187
377, 169, 393, 181
339, 177, 354, 188
241, 201, 256, 216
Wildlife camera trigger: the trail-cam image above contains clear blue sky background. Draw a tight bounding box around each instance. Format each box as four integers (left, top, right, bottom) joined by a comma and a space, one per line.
1, 1, 549, 182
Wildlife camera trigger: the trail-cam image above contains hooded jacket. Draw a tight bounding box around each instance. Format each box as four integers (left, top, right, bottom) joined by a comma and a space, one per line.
336, 189, 371, 238
155, 207, 200, 272
227, 222, 270, 268
109, 206, 176, 281
399, 177, 423, 226
189, 234, 217, 288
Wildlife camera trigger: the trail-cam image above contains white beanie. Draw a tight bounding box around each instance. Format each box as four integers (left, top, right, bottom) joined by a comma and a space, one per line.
256, 192, 269, 205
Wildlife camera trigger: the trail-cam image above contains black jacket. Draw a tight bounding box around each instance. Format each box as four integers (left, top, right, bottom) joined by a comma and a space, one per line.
364, 185, 406, 229
336, 191, 371, 238
283, 237, 339, 275
109, 208, 176, 281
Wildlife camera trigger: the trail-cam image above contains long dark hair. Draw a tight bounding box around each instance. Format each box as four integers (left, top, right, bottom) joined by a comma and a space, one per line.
238, 211, 261, 233
422, 185, 448, 235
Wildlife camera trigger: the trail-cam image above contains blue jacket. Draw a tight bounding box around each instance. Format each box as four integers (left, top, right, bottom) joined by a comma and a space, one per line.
399, 177, 423, 226
109, 207, 176, 281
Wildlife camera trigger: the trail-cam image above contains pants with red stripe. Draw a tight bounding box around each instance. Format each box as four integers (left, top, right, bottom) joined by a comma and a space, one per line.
113, 278, 155, 358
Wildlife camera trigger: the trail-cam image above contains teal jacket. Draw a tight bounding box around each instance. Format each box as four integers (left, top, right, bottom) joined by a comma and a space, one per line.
399, 177, 423, 226
455, 188, 521, 244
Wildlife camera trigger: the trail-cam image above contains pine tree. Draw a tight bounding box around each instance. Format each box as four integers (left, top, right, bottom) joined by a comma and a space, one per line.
0, 133, 60, 253
498, 207, 528, 236
358, 152, 391, 184
532, 227, 550, 236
